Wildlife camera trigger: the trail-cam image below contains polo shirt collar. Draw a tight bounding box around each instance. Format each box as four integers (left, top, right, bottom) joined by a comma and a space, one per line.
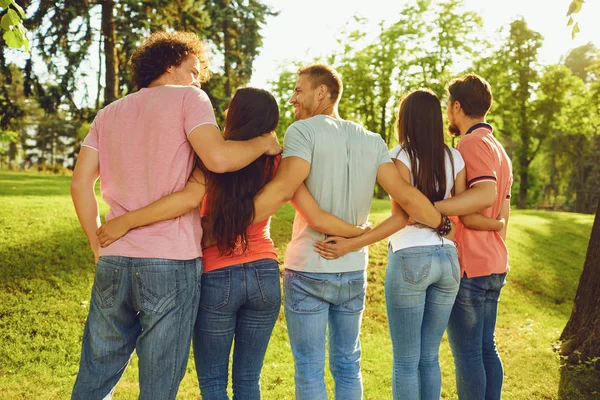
466, 122, 493, 135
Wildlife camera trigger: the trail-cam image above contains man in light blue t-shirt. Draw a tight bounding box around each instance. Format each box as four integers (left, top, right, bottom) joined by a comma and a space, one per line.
254, 64, 448, 400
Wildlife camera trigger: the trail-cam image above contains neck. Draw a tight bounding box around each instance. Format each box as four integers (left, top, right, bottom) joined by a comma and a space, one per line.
459, 117, 486, 137
311, 102, 339, 119
148, 75, 173, 88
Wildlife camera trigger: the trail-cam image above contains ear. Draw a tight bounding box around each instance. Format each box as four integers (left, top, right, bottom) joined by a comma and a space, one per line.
317, 84, 328, 100
453, 100, 462, 114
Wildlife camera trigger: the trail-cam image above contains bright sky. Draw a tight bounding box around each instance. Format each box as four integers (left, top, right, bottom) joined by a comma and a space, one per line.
248, 0, 600, 89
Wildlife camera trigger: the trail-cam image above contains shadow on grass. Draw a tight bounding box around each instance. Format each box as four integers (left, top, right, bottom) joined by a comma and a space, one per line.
559, 364, 600, 399
0, 224, 95, 294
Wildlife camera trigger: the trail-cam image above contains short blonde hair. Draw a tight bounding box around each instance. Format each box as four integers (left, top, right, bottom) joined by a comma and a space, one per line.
298, 64, 343, 103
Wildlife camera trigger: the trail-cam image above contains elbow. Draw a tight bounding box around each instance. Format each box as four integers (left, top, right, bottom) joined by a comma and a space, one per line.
203, 153, 231, 174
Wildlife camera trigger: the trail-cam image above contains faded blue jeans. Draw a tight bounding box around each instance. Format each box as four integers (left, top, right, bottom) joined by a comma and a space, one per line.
386, 245, 460, 400
283, 269, 367, 400
71, 256, 202, 400
447, 272, 507, 400
193, 259, 281, 400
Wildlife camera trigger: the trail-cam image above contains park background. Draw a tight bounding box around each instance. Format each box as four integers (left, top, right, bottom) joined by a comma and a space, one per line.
1, 0, 600, 398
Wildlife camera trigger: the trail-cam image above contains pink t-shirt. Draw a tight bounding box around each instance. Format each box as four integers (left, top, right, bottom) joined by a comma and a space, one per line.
82, 85, 218, 260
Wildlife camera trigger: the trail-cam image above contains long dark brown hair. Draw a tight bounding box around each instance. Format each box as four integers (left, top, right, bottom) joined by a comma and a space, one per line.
200, 87, 279, 255
396, 89, 453, 203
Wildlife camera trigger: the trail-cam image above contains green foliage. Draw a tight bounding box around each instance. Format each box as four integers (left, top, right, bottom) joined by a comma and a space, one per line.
0, 0, 28, 52
0, 171, 596, 398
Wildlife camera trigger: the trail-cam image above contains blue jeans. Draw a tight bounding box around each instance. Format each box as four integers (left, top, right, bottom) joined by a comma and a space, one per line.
72, 256, 202, 400
447, 272, 507, 400
386, 245, 460, 400
193, 259, 281, 400
283, 269, 367, 400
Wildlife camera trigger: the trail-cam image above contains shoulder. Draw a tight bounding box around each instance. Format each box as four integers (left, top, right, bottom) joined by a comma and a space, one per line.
389, 144, 407, 160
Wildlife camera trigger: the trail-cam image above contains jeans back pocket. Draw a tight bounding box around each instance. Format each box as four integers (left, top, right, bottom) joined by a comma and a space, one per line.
200, 269, 231, 310
401, 252, 432, 284
93, 261, 120, 309
256, 267, 282, 307
135, 269, 180, 315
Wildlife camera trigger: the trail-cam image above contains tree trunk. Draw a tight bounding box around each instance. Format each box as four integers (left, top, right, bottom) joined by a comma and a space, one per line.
519, 168, 529, 209
222, 17, 232, 99
560, 198, 600, 368
101, 0, 118, 105
96, 32, 103, 110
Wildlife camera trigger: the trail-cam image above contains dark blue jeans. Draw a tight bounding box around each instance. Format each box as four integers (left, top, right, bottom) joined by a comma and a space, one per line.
447, 272, 507, 400
193, 259, 281, 400
72, 256, 202, 400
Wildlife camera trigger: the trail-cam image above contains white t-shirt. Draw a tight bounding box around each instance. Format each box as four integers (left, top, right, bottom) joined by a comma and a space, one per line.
388, 145, 465, 252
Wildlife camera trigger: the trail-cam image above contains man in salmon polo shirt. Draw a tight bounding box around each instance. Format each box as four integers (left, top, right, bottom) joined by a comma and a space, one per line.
434, 74, 513, 400
69, 31, 280, 400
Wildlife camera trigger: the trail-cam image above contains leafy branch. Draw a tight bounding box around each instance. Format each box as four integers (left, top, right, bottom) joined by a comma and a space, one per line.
0, 0, 28, 51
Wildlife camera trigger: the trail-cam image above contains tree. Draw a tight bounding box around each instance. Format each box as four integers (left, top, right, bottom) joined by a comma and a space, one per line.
564, 43, 599, 82
0, 0, 28, 51
479, 19, 543, 208
560, 3, 600, 390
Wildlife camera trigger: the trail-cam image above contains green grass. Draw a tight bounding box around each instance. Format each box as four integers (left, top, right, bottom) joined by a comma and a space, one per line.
0, 170, 596, 399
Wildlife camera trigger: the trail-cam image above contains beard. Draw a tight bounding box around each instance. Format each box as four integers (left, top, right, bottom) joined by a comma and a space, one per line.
448, 123, 461, 137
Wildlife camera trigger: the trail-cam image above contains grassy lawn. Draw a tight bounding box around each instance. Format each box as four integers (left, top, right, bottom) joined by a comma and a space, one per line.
0, 170, 595, 399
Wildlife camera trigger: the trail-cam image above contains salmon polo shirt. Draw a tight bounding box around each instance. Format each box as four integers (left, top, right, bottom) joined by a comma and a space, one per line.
82, 85, 218, 260
455, 123, 513, 278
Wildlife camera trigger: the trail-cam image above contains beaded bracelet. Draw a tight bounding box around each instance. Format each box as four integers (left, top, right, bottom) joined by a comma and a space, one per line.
436, 215, 452, 237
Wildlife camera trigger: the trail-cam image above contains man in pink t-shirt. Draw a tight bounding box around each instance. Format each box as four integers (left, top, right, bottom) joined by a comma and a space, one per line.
435, 74, 512, 400
69, 32, 280, 400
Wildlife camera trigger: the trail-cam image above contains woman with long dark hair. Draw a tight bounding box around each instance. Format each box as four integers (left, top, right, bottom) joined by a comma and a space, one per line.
314, 89, 504, 399
95, 86, 367, 400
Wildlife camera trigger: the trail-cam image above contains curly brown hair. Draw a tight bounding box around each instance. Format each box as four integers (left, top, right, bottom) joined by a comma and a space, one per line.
130, 31, 210, 89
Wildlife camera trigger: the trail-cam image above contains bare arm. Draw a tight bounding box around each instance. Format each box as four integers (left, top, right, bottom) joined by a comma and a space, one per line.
313, 199, 408, 259
435, 180, 497, 217
290, 183, 366, 237
498, 199, 510, 241
96, 169, 207, 247
376, 161, 442, 228
71, 147, 101, 263
449, 168, 504, 231
252, 156, 311, 223
188, 125, 281, 173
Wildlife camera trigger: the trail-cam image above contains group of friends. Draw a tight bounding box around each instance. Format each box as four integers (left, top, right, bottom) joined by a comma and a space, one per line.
70, 30, 513, 400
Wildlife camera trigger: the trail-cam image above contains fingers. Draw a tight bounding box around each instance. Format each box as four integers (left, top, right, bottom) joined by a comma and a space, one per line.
313, 247, 338, 259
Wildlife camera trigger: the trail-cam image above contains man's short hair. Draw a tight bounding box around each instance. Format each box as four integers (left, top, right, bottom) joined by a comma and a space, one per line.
130, 31, 210, 89
447, 74, 493, 118
298, 64, 343, 103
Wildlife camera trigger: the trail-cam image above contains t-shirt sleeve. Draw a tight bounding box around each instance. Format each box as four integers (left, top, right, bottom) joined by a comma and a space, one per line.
458, 138, 497, 188
376, 138, 392, 166
389, 145, 410, 169
81, 111, 102, 151
282, 123, 313, 164
183, 87, 219, 136
451, 148, 466, 178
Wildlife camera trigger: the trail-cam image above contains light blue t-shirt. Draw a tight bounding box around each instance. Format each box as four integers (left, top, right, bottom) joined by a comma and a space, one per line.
282, 115, 392, 273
